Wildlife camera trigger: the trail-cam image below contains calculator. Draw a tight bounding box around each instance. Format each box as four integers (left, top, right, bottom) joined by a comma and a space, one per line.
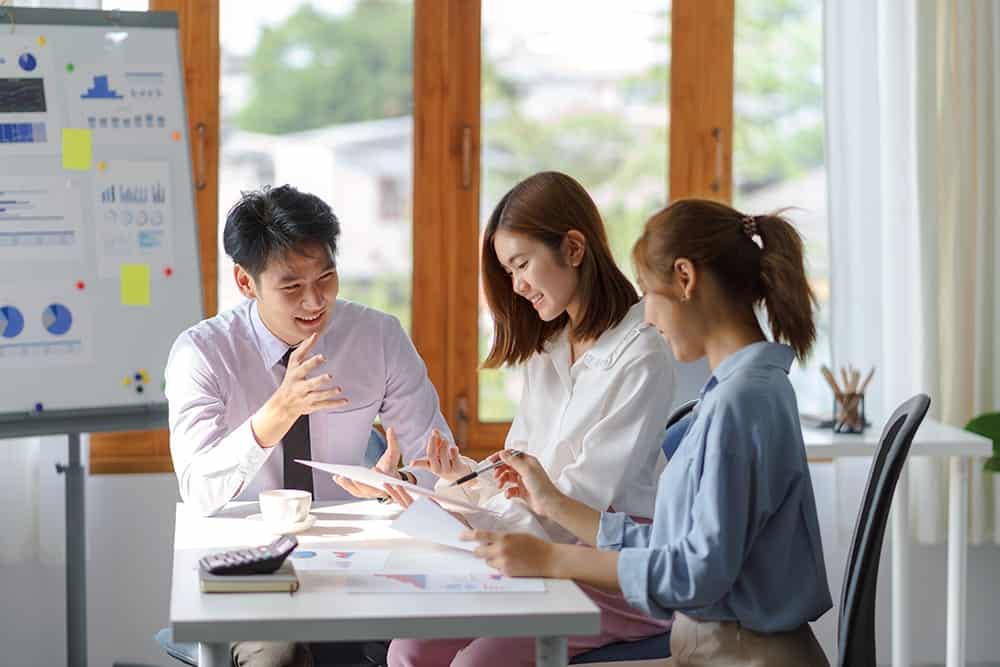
198, 534, 299, 575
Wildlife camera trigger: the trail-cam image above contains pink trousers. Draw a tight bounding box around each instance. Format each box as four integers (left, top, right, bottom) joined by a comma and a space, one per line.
387, 583, 672, 667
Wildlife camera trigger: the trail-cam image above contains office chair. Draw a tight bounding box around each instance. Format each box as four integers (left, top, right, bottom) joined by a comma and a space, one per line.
837, 394, 930, 667
570, 400, 697, 666
157, 427, 391, 666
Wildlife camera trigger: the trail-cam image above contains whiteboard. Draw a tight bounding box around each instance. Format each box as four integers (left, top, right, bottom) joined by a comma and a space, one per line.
0, 8, 202, 420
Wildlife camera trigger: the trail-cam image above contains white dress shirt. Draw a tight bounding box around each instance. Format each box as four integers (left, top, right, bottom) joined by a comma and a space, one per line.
441, 300, 677, 541
165, 298, 451, 516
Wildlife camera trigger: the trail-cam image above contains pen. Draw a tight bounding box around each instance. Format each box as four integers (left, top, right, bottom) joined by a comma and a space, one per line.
448, 450, 524, 487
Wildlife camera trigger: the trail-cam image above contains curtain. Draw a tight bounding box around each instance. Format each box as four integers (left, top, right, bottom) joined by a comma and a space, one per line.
825, 0, 1000, 544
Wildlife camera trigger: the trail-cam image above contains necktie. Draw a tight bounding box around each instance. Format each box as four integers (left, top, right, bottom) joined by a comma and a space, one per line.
279, 348, 314, 494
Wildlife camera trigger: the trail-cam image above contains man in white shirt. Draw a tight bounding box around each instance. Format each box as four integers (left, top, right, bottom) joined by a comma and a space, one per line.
164, 184, 452, 666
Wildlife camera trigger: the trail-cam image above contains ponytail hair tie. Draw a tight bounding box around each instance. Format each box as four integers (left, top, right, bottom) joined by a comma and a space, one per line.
742, 215, 763, 249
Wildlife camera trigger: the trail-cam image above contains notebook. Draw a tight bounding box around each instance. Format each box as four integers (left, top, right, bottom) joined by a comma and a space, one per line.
199, 561, 300, 594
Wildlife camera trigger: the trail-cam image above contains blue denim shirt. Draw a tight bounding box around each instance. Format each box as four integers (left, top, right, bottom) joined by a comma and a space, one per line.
597, 342, 833, 632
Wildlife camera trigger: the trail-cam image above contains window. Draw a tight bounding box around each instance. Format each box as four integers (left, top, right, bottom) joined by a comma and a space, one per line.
217, 0, 414, 331
733, 0, 828, 414
477, 1, 672, 422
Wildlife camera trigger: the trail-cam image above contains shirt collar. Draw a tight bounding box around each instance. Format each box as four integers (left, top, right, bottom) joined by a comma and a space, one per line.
541, 300, 650, 371
710, 341, 795, 384
578, 300, 649, 370
249, 301, 295, 371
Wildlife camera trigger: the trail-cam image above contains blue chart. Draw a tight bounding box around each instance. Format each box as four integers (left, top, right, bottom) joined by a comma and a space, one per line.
0, 306, 25, 338
80, 75, 123, 100
18, 53, 38, 72
42, 303, 72, 336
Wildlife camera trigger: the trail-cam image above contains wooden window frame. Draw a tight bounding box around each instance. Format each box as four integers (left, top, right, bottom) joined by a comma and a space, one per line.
90, 0, 219, 473
90, 0, 734, 471
431, 0, 736, 460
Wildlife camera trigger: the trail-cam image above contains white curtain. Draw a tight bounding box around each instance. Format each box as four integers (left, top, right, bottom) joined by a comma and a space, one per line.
825, 0, 1000, 544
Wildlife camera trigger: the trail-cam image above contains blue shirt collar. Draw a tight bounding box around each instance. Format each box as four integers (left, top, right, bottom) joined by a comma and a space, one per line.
711, 341, 795, 384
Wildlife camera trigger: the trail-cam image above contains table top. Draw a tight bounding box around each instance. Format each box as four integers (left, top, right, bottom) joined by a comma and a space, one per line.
803, 417, 992, 458
170, 500, 601, 644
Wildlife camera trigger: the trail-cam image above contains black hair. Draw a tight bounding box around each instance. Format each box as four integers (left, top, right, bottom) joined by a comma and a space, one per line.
222, 184, 340, 277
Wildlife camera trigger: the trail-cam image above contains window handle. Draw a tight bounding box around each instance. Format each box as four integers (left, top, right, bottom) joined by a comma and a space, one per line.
460, 125, 472, 190
455, 393, 469, 449
710, 126, 722, 193
194, 121, 207, 191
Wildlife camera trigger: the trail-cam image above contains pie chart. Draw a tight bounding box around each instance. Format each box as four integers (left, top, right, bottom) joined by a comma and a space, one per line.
43, 303, 73, 336
0, 305, 25, 338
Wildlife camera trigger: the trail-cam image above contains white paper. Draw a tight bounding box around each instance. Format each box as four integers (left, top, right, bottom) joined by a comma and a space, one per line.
92, 160, 175, 276
288, 548, 390, 572
390, 497, 475, 552
327, 573, 546, 593
295, 460, 495, 516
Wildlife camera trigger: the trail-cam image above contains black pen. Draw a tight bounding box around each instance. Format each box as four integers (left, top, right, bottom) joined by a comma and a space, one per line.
448, 450, 524, 487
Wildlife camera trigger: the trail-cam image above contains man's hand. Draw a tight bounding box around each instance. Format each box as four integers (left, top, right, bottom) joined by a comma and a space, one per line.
334, 426, 408, 500
251, 333, 347, 448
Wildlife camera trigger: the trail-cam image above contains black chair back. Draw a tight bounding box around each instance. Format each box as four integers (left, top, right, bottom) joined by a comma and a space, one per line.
837, 394, 930, 667
662, 399, 698, 460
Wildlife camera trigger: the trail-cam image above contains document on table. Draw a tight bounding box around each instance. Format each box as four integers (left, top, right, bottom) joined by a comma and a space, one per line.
328, 573, 546, 593
288, 548, 390, 572
390, 497, 474, 552
295, 460, 495, 515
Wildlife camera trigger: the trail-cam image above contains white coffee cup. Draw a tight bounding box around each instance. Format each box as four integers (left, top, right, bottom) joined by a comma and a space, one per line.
259, 489, 312, 527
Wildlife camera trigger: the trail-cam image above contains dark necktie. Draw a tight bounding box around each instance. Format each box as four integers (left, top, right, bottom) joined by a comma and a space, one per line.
279, 348, 314, 494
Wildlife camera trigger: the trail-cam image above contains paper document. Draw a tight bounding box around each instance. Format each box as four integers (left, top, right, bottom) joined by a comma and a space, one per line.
328, 573, 546, 593
390, 497, 475, 552
295, 460, 494, 516
288, 548, 390, 572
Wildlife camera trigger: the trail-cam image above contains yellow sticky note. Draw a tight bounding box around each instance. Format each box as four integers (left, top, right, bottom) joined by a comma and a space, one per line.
62, 129, 92, 171
121, 264, 151, 306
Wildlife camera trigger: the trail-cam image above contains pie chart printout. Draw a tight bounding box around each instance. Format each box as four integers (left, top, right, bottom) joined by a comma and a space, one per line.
0, 306, 25, 338
43, 303, 73, 336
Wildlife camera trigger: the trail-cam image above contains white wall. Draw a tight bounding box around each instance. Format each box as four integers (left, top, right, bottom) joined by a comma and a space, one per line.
1, 439, 999, 666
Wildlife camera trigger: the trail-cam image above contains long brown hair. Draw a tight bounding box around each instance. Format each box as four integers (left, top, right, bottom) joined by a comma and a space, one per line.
482, 171, 638, 368
632, 198, 817, 360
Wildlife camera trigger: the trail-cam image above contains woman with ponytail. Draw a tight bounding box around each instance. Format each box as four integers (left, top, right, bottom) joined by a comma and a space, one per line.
460, 198, 833, 666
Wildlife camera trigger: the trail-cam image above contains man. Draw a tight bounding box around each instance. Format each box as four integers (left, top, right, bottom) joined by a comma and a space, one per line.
165, 184, 452, 666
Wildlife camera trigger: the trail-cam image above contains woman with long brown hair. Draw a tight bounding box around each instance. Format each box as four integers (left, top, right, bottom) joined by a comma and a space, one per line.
463, 198, 834, 666
386, 171, 679, 666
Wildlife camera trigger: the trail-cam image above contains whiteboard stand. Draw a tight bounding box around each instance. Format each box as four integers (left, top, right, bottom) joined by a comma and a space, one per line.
0, 406, 168, 667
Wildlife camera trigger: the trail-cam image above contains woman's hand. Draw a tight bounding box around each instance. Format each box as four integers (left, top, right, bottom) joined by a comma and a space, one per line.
461, 530, 556, 577
492, 449, 565, 518
403, 429, 472, 483
333, 426, 406, 500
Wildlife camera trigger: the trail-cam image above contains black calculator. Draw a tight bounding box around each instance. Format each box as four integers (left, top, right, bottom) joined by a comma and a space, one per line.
198, 534, 299, 575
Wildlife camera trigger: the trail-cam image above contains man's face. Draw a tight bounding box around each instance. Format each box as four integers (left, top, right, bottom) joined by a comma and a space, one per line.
235, 242, 339, 346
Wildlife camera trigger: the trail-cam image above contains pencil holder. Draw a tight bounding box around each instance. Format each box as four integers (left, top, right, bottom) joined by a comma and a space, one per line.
833, 392, 866, 434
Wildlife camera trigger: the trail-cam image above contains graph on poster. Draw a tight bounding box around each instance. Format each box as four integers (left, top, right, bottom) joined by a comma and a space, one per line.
0, 9, 202, 414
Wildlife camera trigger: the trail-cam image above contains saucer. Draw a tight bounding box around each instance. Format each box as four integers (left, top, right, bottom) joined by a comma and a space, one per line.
247, 513, 316, 534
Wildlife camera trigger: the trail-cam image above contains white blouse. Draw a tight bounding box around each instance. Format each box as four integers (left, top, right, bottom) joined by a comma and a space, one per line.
440, 300, 677, 541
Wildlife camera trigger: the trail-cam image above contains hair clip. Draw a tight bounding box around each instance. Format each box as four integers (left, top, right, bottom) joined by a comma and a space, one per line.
742, 215, 763, 249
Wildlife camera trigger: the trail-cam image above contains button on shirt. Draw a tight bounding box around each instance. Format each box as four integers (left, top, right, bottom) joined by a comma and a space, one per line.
441, 300, 677, 541
598, 342, 833, 632
165, 299, 451, 516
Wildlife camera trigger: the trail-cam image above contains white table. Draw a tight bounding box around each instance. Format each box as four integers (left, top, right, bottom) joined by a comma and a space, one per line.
169, 500, 601, 667
803, 418, 992, 667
